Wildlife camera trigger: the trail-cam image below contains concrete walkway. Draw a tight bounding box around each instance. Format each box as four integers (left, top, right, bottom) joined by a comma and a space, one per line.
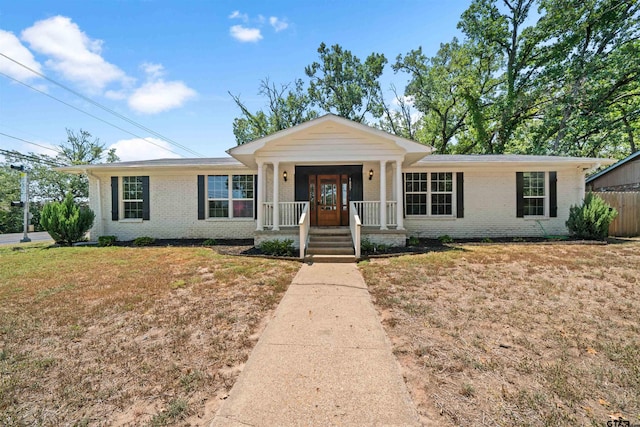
211, 263, 420, 426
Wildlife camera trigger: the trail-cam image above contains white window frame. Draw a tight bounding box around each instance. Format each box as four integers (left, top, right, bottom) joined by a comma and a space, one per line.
522, 171, 548, 218
206, 174, 255, 219
122, 176, 144, 220
404, 172, 457, 218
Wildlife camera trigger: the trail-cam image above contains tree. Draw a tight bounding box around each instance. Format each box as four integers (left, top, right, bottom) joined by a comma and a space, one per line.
531, 0, 640, 158
305, 43, 387, 123
40, 193, 95, 246
378, 85, 423, 141
230, 79, 318, 145
0, 164, 23, 233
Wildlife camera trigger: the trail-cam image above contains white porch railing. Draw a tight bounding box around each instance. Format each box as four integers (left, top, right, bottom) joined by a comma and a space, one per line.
263, 202, 309, 228
352, 201, 398, 227
298, 203, 310, 259
349, 201, 361, 259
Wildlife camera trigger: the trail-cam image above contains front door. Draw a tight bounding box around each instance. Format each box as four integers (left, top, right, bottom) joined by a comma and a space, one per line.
317, 175, 340, 226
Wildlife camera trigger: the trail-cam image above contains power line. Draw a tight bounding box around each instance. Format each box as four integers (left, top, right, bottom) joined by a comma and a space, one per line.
0, 71, 185, 158
0, 148, 66, 168
0, 131, 62, 155
0, 53, 205, 157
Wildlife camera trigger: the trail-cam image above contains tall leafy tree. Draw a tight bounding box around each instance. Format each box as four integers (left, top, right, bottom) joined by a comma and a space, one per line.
532, 0, 640, 157
305, 43, 387, 123
459, 0, 544, 153
230, 79, 317, 145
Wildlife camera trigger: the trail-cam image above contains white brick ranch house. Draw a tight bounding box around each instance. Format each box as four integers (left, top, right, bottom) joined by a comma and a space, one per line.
60, 114, 613, 258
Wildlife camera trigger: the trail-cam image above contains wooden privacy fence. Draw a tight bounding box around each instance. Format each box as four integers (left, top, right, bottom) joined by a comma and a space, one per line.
595, 192, 640, 237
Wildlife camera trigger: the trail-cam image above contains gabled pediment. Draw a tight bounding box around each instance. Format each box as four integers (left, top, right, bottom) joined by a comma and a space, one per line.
227, 114, 433, 167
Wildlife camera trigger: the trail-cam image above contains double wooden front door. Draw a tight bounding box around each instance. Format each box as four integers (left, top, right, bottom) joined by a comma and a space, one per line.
309, 174, 349, 226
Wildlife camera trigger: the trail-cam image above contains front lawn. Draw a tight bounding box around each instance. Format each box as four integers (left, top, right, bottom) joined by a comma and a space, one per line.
0, 244, 299, 426
360, 240, 640, 426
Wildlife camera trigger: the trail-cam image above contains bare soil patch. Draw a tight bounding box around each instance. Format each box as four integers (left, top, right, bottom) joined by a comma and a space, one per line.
360, 240, 640, 426
0, 244, 299, 426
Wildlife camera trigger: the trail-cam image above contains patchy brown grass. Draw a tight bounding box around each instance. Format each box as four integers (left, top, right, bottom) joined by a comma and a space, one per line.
360, 240, 640, 427
0, 244, 299, 426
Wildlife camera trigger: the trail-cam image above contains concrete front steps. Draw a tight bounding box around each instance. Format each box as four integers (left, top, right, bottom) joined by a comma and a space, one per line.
305, 227, 356, 263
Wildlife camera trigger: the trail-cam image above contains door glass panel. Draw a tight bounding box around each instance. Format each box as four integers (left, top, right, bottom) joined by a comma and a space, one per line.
320, 182, 337, 210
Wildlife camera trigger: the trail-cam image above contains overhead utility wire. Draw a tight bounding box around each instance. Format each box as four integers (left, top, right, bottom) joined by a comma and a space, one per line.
0, 131, 62, 155
0, 53, 205, 157
0, 71, 185, 158
0, 148, 66, 168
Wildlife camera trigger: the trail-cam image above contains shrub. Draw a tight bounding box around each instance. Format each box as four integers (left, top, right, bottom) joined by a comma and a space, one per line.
361, 238, 389, 253
407, 236, 420, 246
98, 235, 117, 247
40, 194, 95, 246
481, 237, 493, 243
133, 236, 155, 246
438, 234, 454, 244
202, 239, 217, 246
259, 239, 294, 256
566, 192, 617, 240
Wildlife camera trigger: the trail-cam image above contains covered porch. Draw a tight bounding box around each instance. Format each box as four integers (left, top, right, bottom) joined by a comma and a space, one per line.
226, 114, 434, 258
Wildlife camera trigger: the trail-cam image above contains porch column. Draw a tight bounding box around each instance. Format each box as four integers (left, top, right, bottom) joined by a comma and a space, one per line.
272, 161, 280, 231
395, 160, 404, 230
256, 161, 264, 231
380, 160, 387, 230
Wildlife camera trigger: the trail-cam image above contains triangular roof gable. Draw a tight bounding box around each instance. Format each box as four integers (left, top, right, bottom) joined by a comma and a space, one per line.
227, 114, 434, 167
585, 150, 640, 183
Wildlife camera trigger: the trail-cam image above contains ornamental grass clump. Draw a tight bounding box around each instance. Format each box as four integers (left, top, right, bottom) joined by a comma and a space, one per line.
566, 192, 617, 240
40, 193, 95, 246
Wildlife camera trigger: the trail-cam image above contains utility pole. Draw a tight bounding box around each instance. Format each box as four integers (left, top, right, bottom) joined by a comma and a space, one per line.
10, 165, 31, 243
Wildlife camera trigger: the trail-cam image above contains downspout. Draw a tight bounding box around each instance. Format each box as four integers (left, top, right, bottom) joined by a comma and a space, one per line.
86, 170, 102, 240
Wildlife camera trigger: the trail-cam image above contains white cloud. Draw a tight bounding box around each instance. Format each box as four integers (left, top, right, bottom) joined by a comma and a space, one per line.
21, 15, 127, 92
230, 25, 262, 42
128, 79, 196, 114
141, 62, 164, 79
0, 30, 43, 81
392, 95, 415, 107
229, 10, 248, 22
108, 137, 182, 161
269, 16, 289, 32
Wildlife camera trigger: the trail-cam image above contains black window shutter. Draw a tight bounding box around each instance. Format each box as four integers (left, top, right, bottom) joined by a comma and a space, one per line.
402, 173, 406, 218
111, 176, 119, 221
456, 172, 464, 218
254, 175, 258, 220
549, 171, 557, 217
141, 176, 150, 220
197, 175, 205, 220
516, 172, 524, 218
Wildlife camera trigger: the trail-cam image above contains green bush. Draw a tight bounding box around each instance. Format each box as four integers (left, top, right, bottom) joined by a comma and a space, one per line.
259, 239, 294, 256
361, 238, 389, 253
98, 235, 117, 247
407, 236, 420, 246
40, 194, 95, 246
438, 234, 454, 244
566, 192, 617, 240
202, 239, 217, 246
133, 236, 155, 246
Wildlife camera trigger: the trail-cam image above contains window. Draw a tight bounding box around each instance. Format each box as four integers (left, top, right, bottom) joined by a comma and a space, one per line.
405, 172, 427, 215
123, 176, 144, 219
405, 172, 458, 217
523, 172, 545, 216
431, 172, 453, 215
207, 174, 254, 218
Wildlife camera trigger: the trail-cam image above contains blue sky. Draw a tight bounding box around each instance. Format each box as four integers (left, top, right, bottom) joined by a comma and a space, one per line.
0, 1, 470, 161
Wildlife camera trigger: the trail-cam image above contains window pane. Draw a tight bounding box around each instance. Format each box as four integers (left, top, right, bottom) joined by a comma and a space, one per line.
405, 194, 427, 215
123, 176, 143, 200
523, 172, 544, 197
208, 200, 229, 218
124, 201, 143, 219
431, 194, 452, 215
524, 198, 544, 216
233, 200, 253, 218
431, 172, 452, 193
208, 176, 228, 199
232, 175, 254, 199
